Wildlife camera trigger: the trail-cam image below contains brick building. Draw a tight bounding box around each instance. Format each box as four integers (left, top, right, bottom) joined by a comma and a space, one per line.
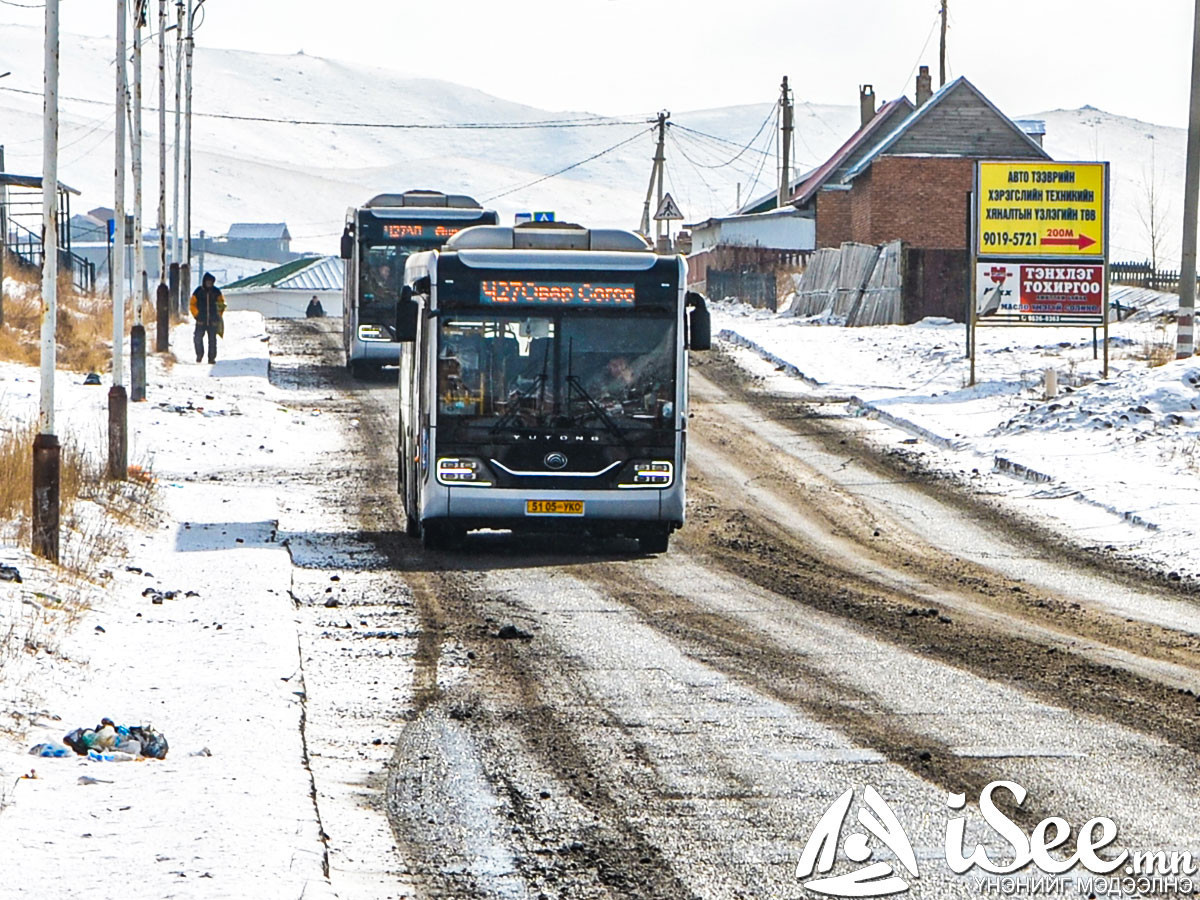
801, 68, 1050, 319
812, 71, 1048, 249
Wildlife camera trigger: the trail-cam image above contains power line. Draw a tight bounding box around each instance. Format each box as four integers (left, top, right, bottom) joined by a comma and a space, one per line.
669, 106, 774, 170
672, 121, 773, 158
0, 85, 645, 130
0, 0, 45, 7
483, 127, 652, 203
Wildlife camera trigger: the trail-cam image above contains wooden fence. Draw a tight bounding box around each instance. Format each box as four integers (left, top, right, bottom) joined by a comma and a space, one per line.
1110, 260, 1179, 292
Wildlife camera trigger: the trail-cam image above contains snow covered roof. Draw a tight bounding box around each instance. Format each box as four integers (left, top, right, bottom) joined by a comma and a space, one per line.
227, 222, 292, 240
223, 255, 342, 292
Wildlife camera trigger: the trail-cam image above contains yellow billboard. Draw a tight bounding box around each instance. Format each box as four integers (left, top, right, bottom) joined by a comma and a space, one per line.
976, 161, 1107, 258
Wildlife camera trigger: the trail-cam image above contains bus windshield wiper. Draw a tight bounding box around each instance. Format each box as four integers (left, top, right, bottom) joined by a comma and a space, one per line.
564, 375, 628, 444
491, 339, 551, 433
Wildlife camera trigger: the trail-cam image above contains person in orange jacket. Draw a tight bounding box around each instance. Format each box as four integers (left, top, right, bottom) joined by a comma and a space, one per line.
190, 272, 226, 363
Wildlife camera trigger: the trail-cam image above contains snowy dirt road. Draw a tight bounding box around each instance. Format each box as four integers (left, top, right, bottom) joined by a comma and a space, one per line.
270, 321, 1200, 899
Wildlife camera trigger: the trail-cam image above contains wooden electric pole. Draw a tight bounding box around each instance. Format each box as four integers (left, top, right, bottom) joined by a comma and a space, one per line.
939, 1, 948, 87
638, 111, 669, 240
778, 75, 793, 209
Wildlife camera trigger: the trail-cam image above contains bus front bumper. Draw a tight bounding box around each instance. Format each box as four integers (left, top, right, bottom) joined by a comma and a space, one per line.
424, 485, 684, 532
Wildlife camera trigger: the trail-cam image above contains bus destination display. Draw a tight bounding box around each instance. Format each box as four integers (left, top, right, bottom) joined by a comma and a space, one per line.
383, 223, 463, 240
480, 280, 636, 307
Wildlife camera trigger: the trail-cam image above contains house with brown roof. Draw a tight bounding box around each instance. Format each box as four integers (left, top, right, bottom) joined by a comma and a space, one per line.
802, 66, 1051, 320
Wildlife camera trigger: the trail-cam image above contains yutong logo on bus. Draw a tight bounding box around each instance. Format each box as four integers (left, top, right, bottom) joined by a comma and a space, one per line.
512, 432, 601, 443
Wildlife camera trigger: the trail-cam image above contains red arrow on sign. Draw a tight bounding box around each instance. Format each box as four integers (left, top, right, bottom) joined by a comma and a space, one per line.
1041, 233, 1096, 250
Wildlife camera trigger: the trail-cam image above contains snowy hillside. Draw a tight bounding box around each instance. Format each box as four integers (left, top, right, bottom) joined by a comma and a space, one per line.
1033, 106, 1185, 268
0, 24, 1182, 264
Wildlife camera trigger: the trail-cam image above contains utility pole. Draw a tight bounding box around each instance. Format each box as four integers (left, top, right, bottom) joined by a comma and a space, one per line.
0, 144, 6, 329
939, 1, 949, 87
131, 0, 147, 400
778, 75, 793, 209
171, 0, 183, 318
638, 111, 668, 239
1180, 0, 1200, 359
110, 0, 128, 480
33, 0, 60, 561
156, 0, 169, 351
182, 0, 201, 309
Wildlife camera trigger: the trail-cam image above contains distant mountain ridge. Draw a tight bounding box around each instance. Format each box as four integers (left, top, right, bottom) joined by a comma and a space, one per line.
0, 24, 1179, 265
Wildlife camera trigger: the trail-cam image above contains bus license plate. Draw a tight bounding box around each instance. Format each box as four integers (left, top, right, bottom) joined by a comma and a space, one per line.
525, 500, 584, 516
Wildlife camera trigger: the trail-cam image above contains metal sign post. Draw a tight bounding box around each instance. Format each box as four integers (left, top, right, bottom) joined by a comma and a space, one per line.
972, 161, 1110, 382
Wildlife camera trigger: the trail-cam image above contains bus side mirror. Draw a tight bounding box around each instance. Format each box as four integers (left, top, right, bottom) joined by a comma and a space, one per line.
686, 291, 711, 351
414, 275, 431, 295
395, 285, 419, 342
340, 228, 353, 260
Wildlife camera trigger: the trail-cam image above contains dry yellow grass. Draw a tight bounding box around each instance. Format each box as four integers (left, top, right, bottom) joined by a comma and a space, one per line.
0, 415, 158, 569
0, 265, 150, 374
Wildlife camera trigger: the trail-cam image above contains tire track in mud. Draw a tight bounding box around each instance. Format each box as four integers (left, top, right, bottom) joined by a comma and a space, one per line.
674, 458, 1200, 757
691, 351, 1200, 673
563, 560, 1062, 832
389, 568, 706, 900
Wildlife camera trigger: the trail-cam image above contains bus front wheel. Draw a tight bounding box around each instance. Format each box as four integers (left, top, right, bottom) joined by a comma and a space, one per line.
349, 359, 369, 380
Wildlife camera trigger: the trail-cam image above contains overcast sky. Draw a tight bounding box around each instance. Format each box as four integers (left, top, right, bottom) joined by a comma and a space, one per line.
0, 1, 1195, 127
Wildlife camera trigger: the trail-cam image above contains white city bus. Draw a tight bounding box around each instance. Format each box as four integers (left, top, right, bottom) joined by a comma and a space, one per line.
393, 222, 711, 552
339, 190, 498, 377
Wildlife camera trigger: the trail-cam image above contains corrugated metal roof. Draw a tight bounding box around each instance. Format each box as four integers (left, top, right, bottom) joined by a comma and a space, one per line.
227, 222, 291, 240
223, 255, 342, 292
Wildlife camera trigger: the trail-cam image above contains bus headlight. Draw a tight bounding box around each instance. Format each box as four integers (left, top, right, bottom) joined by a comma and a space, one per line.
619, 460, 673, 488
436, 457, 492, 486
358, 324, 392, 342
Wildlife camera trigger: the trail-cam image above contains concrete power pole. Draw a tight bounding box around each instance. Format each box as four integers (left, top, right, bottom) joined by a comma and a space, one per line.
939, 1, 948, 87
131, 0, 147, 400
182, 0, 198, 308
1179, 0, 1200, 359
777, 75, 793, 209
171, 0, 183, 318
33, 0, 60, 561
110, 0, 128, 481
638, 111, 668, 239
156, 0, 169, 352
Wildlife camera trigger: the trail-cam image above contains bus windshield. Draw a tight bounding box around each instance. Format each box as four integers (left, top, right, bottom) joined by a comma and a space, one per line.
359, 244, 415, 323
436, 314, 676, 436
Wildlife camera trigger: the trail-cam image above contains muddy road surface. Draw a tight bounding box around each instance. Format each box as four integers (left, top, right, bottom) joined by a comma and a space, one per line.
269, 319, 1200, 899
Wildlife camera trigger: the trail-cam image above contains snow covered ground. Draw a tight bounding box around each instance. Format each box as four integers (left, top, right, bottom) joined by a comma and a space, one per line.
0, 313, 351, 898
716, 288, 1200, 579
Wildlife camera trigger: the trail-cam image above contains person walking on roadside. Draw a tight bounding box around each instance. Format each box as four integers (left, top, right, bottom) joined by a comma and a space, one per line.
190, 272, 226, 363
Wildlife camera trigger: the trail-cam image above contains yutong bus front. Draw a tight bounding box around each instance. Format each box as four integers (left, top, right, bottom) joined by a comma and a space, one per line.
397, 224, 710, 553
340, 190, 497, 377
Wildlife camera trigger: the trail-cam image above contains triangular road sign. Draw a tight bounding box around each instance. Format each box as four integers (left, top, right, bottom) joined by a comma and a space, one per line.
654, 192, 684, 221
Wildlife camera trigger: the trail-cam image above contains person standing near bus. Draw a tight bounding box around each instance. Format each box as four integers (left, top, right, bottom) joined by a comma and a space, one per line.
190, 272, 226, 363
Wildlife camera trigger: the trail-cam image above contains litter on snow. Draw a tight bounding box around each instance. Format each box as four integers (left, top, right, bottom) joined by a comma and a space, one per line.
48, 719, 170, 760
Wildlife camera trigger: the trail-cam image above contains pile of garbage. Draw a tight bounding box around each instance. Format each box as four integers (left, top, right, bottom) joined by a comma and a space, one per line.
29, 719, 169, 761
